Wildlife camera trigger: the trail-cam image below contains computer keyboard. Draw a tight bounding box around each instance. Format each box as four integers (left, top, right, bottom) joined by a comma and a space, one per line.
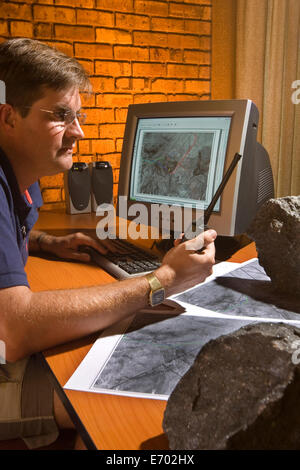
80, 238, 162, 279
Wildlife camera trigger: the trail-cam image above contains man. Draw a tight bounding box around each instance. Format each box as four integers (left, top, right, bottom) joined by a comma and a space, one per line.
0, 38, 216, 449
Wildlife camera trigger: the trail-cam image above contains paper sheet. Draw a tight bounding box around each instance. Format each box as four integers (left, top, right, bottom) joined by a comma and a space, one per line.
64, 258, 300, 400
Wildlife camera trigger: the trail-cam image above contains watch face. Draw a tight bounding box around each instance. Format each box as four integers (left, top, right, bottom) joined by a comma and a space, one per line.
151, 288, 165, 306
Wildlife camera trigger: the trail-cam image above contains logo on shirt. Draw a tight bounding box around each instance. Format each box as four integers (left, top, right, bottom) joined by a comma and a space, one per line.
0, 80, 6, 104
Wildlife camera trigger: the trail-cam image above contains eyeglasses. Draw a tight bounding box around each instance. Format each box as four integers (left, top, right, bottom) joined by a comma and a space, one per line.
22, 106, 87, 126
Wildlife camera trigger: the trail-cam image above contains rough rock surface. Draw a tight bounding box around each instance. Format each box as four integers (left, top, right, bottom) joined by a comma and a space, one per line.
163, 322, 300, 450
246, 196, 300, 296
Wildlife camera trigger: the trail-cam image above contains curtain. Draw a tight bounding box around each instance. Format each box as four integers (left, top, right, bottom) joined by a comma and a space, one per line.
235, 0, 300, 197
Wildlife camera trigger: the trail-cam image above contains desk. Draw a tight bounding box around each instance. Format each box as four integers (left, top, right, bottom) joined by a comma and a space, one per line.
25, 211, 257, 450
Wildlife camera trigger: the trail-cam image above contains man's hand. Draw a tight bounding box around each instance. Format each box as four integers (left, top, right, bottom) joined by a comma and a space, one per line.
30, 231, 115, 262
155, 229, 217, 297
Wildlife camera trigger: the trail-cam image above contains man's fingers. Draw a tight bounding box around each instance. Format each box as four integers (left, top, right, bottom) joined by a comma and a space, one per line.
72, 232, 112, 255
67, 250, 91, 262
174, 233, 184, 247
202, 229, 217, 244
184, 229, 217, 252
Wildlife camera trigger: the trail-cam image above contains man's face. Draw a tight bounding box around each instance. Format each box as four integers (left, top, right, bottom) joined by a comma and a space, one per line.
13, 86, 84, 177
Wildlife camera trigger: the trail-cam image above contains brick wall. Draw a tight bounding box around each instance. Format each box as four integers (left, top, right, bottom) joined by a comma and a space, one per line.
0, 0, 212, 211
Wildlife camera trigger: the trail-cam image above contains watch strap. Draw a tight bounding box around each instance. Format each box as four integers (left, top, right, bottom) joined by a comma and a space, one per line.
145, 272, 165, 306
145, 272, 163, 291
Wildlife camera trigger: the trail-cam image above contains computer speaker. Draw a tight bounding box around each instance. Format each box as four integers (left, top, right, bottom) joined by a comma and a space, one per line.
64, 162, 91, 214
90, 161, 113, 212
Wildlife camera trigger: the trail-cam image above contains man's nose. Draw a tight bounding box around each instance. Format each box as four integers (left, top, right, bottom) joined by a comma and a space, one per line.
65, 117, 85, 140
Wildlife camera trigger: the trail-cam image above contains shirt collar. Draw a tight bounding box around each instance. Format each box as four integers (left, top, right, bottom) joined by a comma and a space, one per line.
0, 146, 32, 223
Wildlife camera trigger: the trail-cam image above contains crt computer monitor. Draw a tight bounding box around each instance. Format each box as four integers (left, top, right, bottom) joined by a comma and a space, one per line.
117, 99, 274, 238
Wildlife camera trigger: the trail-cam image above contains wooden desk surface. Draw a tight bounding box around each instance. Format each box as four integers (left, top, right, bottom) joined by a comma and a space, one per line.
25, 211, 257, 450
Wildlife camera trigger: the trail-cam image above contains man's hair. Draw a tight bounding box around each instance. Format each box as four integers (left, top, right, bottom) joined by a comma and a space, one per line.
0, 37, 91, 116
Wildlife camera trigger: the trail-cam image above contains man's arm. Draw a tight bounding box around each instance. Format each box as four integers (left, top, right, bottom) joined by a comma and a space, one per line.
1, 230, 216, 362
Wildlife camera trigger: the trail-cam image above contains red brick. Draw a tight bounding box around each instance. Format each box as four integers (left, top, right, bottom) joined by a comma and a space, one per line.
40, 202, 65, 212
134, 0, 168, 16
13, 0, 53, 3
78, 140, 92, 154
113, 168, 120, 183
0, 20, 8, 36
0, 3, 32, 20
151, 78, 184, 93
79, 155, 93, 164
185, 79, 210, 94
149, 47, 168, 62
80, 91, 95, 107
33, 22, 52, 38
95, 60, 131, 76
199, 66, 210, 79
55, 25, 94, 41
167, 93, 200, 101
185, 19, 211, 35
113, 183, 118, 197
33, 5, 75, 23
75, 43, 113, 59
81, 124, 99, 138
99, 123, 125, 139
96, 0, 134, 12
169, 48, 183, 62
97, 108, 115, 122
114, 45, 149, 61
77, 59, 94, 75
84, 108, 107, 124
96, 28, 132, 45
132, 78, 148, 91
10, 21, 33, 38
150, 47, 183, 63
90, 76, 115, 92
92, 139, 115, 154
116, 138, 124, 152
169, 3, 211, 20
56, 0, 94, 7
184, 0, 211, 3
116, 13, 150, 30
133, 93, 166, 104
199, 36, 211, 50
42, 188, 62, 203
115, 107, 128, 122
133, 31, 167, 47
183, 50, 210, 64
105, 153, 121, 167
167, 64, 199, 78
41, 174, 64, 187
96, 93, 133, 107
133, 62, 166, 77
76, 9, 114, 26
115, 78, 130, 90
84, 108, 115, 124
45, 41, 73, 57
167, 33, 200, 49
151, 17, 184, 33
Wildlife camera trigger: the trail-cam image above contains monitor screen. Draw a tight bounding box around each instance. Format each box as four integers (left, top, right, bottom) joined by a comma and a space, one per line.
130, 116, 231, 212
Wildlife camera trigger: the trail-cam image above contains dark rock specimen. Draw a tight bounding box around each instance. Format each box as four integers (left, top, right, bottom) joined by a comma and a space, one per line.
247, 196, 300, 296
163, 322, 300, 449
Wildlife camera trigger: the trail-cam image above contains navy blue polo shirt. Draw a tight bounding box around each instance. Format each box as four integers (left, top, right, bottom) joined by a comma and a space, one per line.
0, 147, 43, 289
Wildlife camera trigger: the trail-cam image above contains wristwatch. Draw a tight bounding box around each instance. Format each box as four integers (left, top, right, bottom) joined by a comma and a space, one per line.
145, 272, 165, 307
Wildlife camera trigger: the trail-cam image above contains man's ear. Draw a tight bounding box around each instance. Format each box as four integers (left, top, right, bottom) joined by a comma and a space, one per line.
0, 104, 17, 134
